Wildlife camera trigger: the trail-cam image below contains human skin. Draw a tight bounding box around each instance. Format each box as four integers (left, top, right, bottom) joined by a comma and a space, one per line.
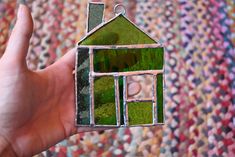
0, 4, 109, 157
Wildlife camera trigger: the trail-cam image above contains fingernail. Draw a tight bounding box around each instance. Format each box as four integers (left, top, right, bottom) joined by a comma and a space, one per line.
17, 0, 27, 19
17, 4, 24, 18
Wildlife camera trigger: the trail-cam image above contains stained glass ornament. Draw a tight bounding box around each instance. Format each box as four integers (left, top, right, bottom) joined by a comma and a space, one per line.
75, 2, 165, 127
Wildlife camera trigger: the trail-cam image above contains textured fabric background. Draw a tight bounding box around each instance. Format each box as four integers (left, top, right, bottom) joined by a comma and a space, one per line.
0, 0, 234, 157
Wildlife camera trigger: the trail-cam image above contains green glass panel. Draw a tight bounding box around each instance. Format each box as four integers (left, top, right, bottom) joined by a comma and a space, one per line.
157, 74, 164, 123
76, 48, 90, 125
88, 3, 104, 32
79, 15, 156, 45
128, 102, 153, 125
93, 48, 164, 72
118, 77, 124, 125
94, 77, 116, 125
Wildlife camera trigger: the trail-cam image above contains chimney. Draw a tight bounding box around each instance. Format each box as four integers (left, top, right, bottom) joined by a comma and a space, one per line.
87, 2, 105, 33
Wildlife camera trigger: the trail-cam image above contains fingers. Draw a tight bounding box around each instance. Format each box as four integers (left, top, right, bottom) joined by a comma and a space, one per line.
2, 4, 33, 66
55, 48, 76, 70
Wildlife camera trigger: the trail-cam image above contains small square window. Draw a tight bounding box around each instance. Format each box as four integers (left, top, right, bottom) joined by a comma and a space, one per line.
127, 75, 153, 100
128, 102, 153, 125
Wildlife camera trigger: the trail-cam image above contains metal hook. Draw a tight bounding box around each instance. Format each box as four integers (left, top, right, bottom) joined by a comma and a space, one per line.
114, 4, 126, 15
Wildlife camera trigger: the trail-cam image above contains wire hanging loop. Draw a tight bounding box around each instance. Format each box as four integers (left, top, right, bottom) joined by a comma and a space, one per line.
114, 4, 126, 15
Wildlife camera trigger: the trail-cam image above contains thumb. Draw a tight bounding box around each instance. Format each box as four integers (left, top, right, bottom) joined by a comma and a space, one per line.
2, 4, 33, 66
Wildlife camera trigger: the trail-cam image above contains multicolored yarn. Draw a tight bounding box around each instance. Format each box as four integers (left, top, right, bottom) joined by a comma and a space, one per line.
0, 0, 234, 156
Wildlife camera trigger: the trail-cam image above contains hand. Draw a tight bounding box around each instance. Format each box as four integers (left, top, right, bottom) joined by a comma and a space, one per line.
0, 4, 105, 157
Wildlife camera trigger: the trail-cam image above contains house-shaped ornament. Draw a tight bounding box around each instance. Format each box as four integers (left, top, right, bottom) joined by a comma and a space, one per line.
75, 3, 164, 127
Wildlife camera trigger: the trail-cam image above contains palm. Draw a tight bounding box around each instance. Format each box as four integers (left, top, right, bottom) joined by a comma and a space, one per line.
0, 48, 76, 156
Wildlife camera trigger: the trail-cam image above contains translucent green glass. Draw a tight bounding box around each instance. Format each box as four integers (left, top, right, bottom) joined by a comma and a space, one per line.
94, 48, 164, 72
94, 77, 116, 125
76, 48, 90, 125
79, 15, 156, 45
157, 74, 164, 123
128, 102, 153, 125
118, 77, 124, 125
88, 3, 104, 32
